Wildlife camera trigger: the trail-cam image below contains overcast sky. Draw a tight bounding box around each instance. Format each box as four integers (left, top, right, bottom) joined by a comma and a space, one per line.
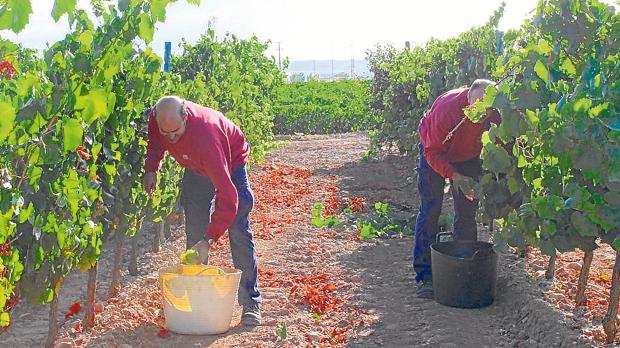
1, 0, 618, 61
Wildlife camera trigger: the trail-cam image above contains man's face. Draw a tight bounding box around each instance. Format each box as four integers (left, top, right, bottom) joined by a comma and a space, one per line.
468, 88, 485, 105
158, 113, 186, 144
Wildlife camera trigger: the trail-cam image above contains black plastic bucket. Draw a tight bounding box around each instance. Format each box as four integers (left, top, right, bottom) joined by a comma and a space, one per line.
430, 240, 498, 308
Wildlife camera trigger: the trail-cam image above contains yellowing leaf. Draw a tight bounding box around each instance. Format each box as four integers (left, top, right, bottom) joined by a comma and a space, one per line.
0, 101, 16, 142
75, 88, 109, 125
600, 271, 611, 282
534, 60, 549, 84
138, 13, 154, 44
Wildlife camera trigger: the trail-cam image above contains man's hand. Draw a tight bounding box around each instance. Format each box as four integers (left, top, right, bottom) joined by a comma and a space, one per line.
191, 239, 211, 265
143, 172, 157, 195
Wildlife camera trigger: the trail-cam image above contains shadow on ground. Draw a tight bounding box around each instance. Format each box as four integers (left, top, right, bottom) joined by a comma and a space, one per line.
325, 153, 590, 348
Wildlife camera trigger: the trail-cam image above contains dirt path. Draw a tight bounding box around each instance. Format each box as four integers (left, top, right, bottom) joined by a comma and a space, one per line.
3, 132, 593, 347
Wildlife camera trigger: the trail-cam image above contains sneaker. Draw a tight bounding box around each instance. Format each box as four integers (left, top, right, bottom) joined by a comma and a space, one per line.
242, 303, 262, 326
416, 279, 434, 299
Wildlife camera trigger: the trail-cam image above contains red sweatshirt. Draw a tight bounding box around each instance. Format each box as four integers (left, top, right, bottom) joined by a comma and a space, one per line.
145, 101, 250, 241
418, 87, 500, 179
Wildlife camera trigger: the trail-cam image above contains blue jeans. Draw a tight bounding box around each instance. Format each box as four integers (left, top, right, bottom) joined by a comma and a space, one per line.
413, 143, 481, 282
181, 165, 261, 306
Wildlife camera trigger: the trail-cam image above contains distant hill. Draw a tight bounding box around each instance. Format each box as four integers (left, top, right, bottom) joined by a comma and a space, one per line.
285, 59, 371, 80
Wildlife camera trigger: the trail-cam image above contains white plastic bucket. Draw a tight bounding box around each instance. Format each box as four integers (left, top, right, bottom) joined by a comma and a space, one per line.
158, 264, 242, 335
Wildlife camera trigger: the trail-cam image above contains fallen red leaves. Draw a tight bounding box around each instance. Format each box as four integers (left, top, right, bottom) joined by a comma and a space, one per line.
51, 161, 371, 348
527, 246, 618, 344
251, 164, 314, 240
74, 322, 82, 334
289, 273, 339, 315
65, 302, 81, 320
157, 326, 169, 338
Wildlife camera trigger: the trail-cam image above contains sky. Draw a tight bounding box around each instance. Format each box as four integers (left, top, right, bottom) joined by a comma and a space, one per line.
1, 0, 618, 62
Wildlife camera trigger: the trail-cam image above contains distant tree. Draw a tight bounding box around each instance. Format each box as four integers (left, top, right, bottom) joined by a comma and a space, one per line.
289, 73, 306, 82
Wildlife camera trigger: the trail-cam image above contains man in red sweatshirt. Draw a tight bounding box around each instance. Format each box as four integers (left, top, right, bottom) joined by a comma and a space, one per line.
414, 79, 500, 298
143, 96, 261, 325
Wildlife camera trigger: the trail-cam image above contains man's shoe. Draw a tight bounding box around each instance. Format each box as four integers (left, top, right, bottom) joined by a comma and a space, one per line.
242, 303, 262, 326
416, 280, 434, 299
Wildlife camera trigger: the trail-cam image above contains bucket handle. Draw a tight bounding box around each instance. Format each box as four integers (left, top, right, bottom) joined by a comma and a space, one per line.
436, 232, 453, 243
471, 249, 492, 260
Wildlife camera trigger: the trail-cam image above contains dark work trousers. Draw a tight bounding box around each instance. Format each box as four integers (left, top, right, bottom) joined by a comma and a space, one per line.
413, 143, 483, 282
180, 165, 261, 306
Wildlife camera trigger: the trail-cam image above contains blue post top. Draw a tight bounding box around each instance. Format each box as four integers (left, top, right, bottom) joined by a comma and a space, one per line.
496, 31, 504, 55
164, 41, 172, 72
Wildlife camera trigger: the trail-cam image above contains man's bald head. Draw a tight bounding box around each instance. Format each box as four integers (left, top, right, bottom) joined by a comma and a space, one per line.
155, 96, 185, 123
154, 96, 187, 144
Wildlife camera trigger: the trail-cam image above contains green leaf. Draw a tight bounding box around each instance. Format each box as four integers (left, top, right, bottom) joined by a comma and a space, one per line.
481, 131, 491, 146
138, 13, 154, 44
34, 245, 45, 269
571, 211, 597, 237
78, 30, 93, 47
0, 101, 17, 143
28, 166, 42, 189
525, 110, 539, 128
17, 72, 39, 96
517, 154, 527, 168
573, 98, 592, 113
118, 0, 131, 11
612, 235, 620, 251
75, 88, 109, 125
18, 202, 34, 223
560, 58, 576, 77
0, 0, 33, 33
311, 217, 326, 228
0, 312, 9, 327
508, 177, 519, 194
534, 60, 549, 84
277, 321, 288, 340
62, 118, 83, 153
39, 287, 54, 304
151, 0, 169, 22
589, 103, 608, 118
537, 39, 552, 55
51, 0, 77, 22
482, 143, 512, 173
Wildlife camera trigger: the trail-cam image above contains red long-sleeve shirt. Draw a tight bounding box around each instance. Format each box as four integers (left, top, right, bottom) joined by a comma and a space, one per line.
145, 101, 250, 241
418, 87, 501, 179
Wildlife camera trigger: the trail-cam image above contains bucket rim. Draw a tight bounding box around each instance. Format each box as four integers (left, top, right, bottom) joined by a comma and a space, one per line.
158, 264, 243, 277
431, 241, 496, 261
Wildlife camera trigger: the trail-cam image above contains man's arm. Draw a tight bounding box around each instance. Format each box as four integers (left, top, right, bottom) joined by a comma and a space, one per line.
423, 145, 457, 179
145, 110, 166, 173
201, 132, 238, 242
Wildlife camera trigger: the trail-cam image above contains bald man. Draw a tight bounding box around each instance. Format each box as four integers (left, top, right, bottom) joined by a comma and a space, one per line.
413, 79, 501, 299
143, 96, 261, 325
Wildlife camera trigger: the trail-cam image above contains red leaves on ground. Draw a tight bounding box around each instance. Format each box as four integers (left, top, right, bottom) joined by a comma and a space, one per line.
346, 196, 366, 213
289, 273, 340, 315
74, 323, 82, 334
251, 164, 314, 239
307, 242, 323, 255
321, 327, 349, 345
157, 326, 169, 338
65, 302, 81, 319
528, 246, 618, 344
323, 195, 342, 216
93, 303, 104, 313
